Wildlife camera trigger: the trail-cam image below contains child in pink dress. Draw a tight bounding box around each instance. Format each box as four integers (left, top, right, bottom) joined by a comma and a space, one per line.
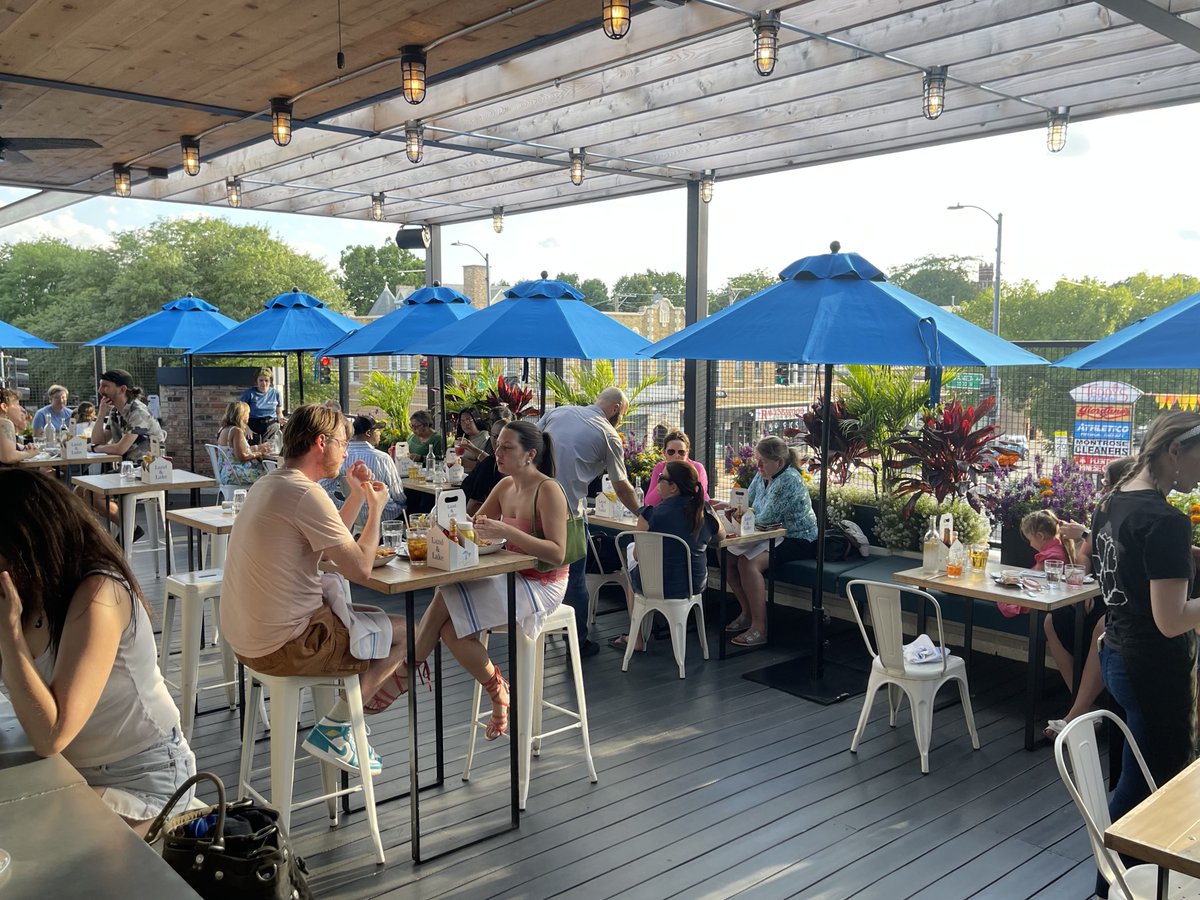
998, 510, 1069, 617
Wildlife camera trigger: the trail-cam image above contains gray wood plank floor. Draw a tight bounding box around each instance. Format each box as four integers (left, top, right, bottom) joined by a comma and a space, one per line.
138, 517, 1100, 900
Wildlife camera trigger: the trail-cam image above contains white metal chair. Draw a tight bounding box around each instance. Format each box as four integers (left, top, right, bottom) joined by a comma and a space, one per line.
584, 524, 627, 627
462, 603, 598, 810
159, 568, 235, 740
845, 579, 979, 773
616, 530, 709, 679
119, 487, 167, 575
204, 442, 238, 503
1055, 710, 1200, 899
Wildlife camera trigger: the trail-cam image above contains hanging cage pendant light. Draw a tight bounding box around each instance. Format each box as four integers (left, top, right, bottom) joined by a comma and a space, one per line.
569, 147, 586, 186
401, 45, 427, 105
270, 98, 293, 146
113, 164, 132, 197
753, 11, 781, 77
602, 0, 631, 39
371, 192, 385, 221
180, 136, 201, 175
922, 66, 947, 120
1046, 106, 1069, 152
405, 121, 424, 163
700, 170, 715, 204
493, 206, 504, 233
226, 177, 242, 208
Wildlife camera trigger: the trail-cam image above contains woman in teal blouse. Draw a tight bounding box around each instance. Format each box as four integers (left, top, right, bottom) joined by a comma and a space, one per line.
721, 436, 817, 647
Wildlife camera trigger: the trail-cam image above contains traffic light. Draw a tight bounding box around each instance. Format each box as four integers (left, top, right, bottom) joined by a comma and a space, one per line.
419, 356, 429, 385
318, 356, 332, 385
774, 363, 789, 386
1, 354, 30, 400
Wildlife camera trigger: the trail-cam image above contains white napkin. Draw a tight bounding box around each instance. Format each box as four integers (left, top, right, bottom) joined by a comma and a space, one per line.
903, 633, 948, 664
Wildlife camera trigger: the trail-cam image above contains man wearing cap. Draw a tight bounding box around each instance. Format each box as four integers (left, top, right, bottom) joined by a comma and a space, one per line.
327, 414, 406, 525
83, 369, 164, 526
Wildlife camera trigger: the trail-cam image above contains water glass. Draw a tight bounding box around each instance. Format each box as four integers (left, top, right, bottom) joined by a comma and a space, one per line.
1044, 559, 1065, 585
1064, 564, 1086, 588
381, 521, 404, 551
120, 460, 135, 480
231, 488, 248, 518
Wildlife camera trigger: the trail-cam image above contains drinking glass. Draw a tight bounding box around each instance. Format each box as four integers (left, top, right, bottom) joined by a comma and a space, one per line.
381, 521, 404, 551
1064, 564, 1086, 587
968, 544, 989, 575
407, 526, 429, 567
1044, 559, 1065, 585
120, 460, 135, 480
231, 488, 248, 517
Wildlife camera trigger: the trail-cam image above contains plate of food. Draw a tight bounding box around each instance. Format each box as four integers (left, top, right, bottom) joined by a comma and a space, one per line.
476, 538, 506, 556
372, 547, 398, 567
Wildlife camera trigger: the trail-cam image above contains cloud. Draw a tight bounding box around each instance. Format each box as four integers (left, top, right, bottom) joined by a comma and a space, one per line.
538, 237, 560, 249
0, 210, 111, 248
1178, 229, 1200, 242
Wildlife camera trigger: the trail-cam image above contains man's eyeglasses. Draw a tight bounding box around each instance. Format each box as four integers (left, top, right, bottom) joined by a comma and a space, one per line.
326, 435, 348, 449
665, 448, 686, 456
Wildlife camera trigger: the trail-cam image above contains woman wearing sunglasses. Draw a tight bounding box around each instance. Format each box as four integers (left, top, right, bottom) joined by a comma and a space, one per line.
644, 430, 709, 507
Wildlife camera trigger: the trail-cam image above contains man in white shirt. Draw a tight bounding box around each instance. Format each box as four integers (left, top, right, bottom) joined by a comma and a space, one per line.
540, 387, 639, 656
220, 404, 411, 774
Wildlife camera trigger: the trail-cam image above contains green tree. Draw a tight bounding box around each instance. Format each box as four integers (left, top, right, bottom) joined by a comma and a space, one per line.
710, 268, 775, 313
554, 272, 610, 309
611, 269, 686, 312
338, 241, 425, 315
0, 239, 113, 335
890, 254, 984, 308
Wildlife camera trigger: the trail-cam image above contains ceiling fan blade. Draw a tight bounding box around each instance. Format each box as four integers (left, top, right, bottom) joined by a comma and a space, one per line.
0, 148, 34, 163
2, 137, 101, 150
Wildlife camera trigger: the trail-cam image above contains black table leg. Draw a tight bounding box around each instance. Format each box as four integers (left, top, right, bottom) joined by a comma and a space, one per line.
1026, 609, 1047, 751
766, 538, 776, 647
1072, 603, 1086, 697
718, 548, 729, 661
507, 571, 519, 830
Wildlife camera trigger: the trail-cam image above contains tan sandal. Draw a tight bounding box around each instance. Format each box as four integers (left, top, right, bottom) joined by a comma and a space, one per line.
364, 659, 431, 715
731, 628, 767, 648
483, 666, 509, 741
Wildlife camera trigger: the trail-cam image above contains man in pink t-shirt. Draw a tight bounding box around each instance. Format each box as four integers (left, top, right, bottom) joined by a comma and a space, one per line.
221, 404, 410, 775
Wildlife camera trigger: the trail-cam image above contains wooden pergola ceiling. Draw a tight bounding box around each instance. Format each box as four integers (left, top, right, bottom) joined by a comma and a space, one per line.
0, 0, 1198, 228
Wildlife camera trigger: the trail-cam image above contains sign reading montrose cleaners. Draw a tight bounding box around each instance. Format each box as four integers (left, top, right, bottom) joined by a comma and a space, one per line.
1070, 381, 1142, 474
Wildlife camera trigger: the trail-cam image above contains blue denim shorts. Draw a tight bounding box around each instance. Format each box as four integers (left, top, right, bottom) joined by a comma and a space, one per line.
76, 727, 196, 822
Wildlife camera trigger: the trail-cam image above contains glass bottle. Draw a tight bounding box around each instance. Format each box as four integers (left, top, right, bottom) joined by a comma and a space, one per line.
922, 516, 941, 574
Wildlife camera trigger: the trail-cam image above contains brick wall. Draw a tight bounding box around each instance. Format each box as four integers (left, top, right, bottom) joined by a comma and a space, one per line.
160, 380, 247, 476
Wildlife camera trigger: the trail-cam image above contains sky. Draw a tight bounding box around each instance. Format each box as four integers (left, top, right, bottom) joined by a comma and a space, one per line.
0, 103, 1196, 298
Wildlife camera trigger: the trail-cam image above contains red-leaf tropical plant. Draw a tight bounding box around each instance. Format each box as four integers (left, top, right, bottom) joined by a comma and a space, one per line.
485, 375, 539, 417
802, 397, 873, 486
886, 396, 1000, 514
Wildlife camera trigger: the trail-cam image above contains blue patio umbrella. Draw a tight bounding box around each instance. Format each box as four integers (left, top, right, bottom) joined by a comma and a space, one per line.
188, 289, 360, 402
86, 294, 238, 470
1052, 291, 1200, 369
317, 284, 476, 358
0, 319, 56, 349
411, 274, 651, 412
644, 244, 1048, 700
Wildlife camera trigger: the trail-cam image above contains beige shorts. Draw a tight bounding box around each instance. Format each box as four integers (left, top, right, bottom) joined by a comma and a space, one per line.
238, 603, 370, 677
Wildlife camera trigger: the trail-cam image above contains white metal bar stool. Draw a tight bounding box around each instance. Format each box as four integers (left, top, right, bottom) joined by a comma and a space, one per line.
121, 489, 167, 575
159, 568, 235, 740
237, 668, 385, 865
462, 603, 598, 809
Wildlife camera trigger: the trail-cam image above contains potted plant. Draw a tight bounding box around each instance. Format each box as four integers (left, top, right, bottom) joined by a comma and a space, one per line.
1168, 489, 1200, 544
622, 432, 663, 488
993, 456, 1102, 567
801, 397, 873, 485
545, 359, 660, 415
358, 371, 417, 453
725, 442, 758, 488
875, 490, 991, 554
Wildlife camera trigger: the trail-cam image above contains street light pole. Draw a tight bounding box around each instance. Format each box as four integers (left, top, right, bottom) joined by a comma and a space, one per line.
451, 240, 489, 306
947, 203, 1002, 338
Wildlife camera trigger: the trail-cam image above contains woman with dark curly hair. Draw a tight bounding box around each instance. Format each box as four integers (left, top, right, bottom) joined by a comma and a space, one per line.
0, 469, 195, 834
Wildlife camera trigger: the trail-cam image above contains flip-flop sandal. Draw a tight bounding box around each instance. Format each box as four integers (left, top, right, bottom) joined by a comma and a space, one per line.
608, 634, 647, 652
730, 628, 767, 648
724, 615, 752, 634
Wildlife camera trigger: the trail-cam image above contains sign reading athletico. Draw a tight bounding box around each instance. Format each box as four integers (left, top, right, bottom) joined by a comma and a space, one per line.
1070, 381, 1142, 474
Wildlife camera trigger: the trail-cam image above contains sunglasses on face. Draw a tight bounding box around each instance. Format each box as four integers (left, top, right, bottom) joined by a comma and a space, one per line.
665, 448, 686, 456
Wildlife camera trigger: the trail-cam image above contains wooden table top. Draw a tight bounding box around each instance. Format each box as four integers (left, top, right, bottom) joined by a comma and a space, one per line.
1106, 753, 1200, 878
587, 511, 785, 548
401, 477, 464, 496
330, 549, 537, 595
166, 505, 237, 535
17, 450, 122, 468
73, 469, 216, 496
892, 565, 1101, 612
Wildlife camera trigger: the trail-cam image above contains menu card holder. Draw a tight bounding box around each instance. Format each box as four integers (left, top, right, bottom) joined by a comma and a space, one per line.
146, 457, 174, 484
64, 436, 88, 459
428, 523, 480, 571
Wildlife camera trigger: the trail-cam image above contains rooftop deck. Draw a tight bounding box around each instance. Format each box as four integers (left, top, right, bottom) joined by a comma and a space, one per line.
143, 531, 1099, 900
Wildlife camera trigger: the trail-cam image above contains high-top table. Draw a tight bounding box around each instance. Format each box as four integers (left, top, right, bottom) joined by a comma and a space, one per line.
74, 469, 216, 568
0, 694, 200, 897
18, 449, 122, 473
1105, 753, 1200, 899
166, 504, 236, 569
587, 511, 786, 659
892, 565, 1101, 750
330, 549, 536, 862
400, 477, 463, 496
